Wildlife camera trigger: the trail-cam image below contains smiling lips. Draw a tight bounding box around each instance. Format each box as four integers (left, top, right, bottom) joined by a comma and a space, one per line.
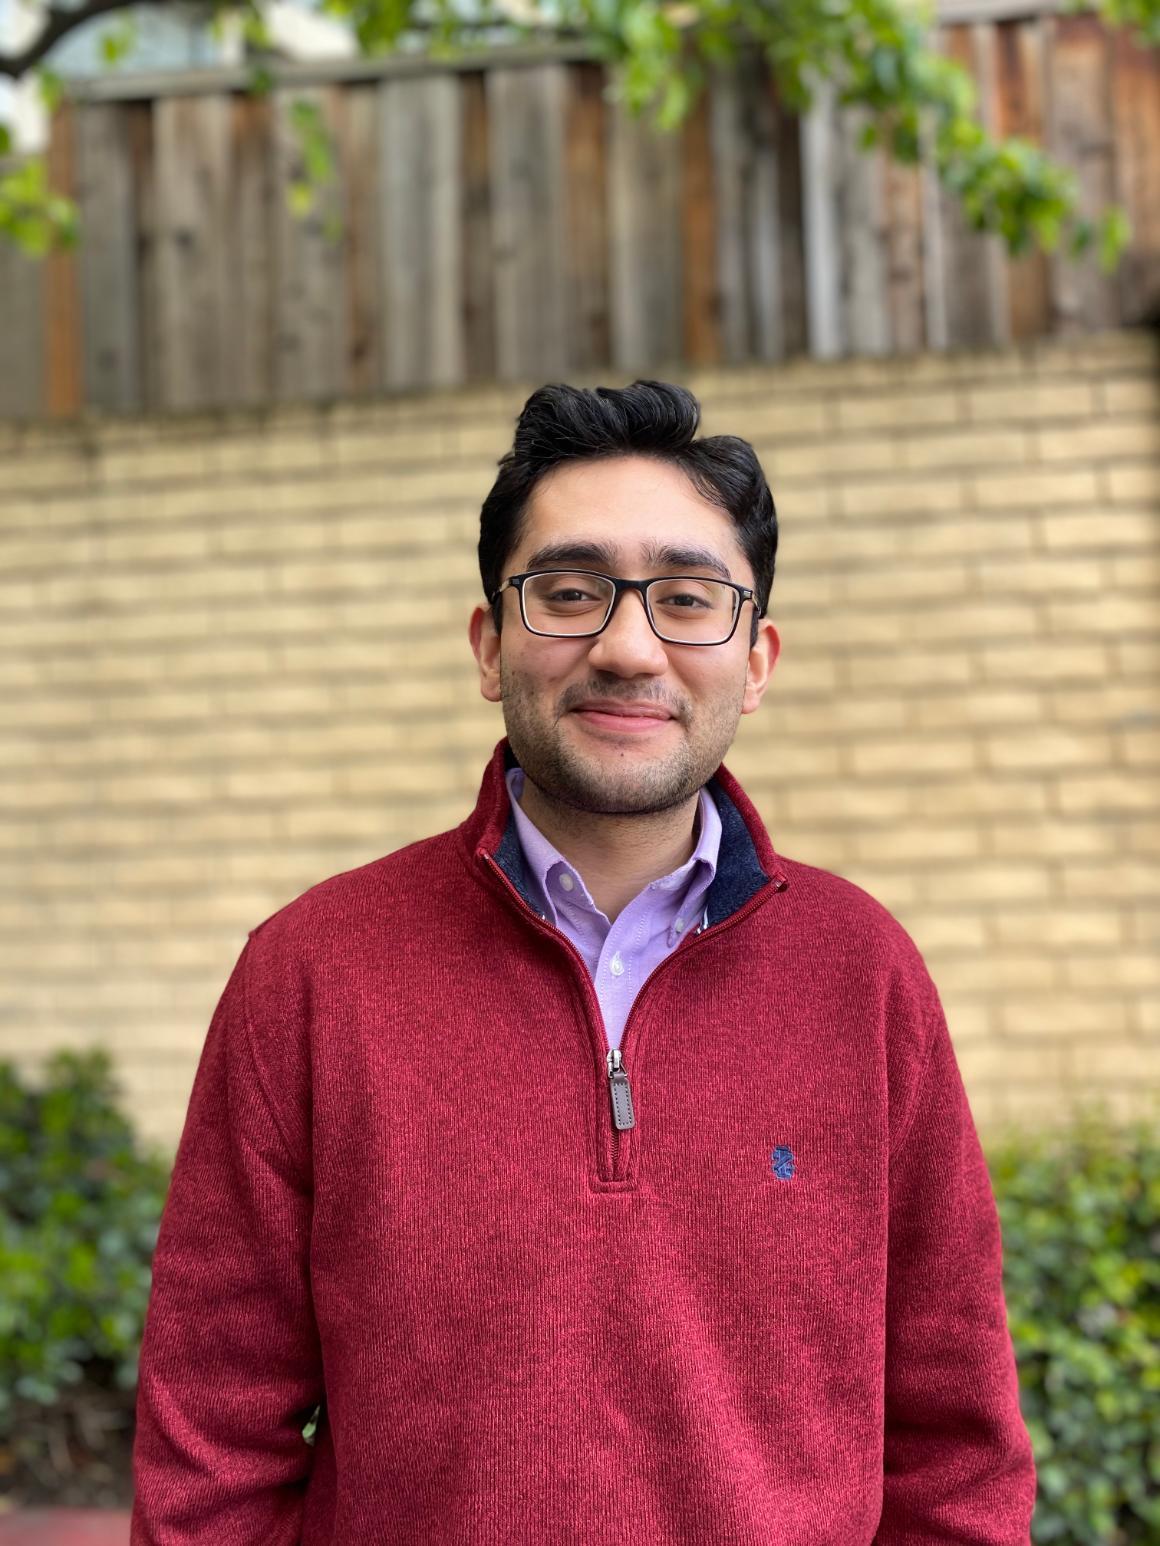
571, 701, 676, 733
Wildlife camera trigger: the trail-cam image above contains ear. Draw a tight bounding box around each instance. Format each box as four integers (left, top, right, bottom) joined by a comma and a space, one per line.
740, 618, 780, 716
469, 604, 503, 704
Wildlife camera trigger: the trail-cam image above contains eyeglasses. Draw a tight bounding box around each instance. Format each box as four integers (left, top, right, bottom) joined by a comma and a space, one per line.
489, 569, 760, 646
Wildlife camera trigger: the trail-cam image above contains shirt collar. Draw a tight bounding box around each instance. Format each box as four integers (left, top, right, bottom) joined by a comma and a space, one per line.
504, 764, 721, 928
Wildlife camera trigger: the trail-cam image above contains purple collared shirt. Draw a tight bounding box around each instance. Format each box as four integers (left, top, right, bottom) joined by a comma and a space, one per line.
505, 765, 721, 1051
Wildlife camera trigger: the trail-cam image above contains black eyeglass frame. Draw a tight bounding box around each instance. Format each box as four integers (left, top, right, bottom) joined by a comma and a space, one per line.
489, 568, 762, 646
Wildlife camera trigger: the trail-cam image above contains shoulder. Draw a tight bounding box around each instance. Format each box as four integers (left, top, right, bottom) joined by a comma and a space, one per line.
769, 852, 935, 992
243, 825, 469, 963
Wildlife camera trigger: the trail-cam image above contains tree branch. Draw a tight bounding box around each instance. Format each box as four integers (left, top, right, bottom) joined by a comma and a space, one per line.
0, 0, 147, 80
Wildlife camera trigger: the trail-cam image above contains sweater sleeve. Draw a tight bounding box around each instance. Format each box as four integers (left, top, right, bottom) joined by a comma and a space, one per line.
130, 934, 324, 1545
873, 968, 1037, 1544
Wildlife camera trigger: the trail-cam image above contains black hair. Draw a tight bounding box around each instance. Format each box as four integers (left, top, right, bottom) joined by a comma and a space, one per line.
478, 379, 777, 648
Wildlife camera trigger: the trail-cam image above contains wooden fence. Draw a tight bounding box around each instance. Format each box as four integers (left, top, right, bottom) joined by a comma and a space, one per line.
0, 11, 1157, 420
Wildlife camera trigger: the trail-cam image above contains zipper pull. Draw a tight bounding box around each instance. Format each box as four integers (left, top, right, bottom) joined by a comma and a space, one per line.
606, 1047, 636, 1131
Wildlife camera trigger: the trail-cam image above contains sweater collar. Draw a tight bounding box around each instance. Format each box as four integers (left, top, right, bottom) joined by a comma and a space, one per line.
462, 737, 789, 927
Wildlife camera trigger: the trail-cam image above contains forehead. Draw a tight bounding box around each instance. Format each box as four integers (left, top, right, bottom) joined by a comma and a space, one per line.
514, 455, 752, 580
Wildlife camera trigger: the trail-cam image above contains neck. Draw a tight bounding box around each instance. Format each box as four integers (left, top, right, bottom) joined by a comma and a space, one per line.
516, 777, 702, 923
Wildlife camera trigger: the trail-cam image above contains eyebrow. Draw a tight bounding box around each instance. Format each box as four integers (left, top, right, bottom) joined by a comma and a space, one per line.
522, 540, 734, 582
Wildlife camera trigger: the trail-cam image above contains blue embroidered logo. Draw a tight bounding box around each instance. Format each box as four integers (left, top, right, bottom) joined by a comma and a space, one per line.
770, 1145, 796, 1181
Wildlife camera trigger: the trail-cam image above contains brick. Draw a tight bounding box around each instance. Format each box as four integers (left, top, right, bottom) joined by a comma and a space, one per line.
1043, 593, 1160, 634
988, 907, 1122, 947
1055, 771, 1156, 815
846, 648, 972, 690
1002, 997, 1130, 1037
1059, 857, 1157, 899
982, 817, 1115, 859
965, 381, 1096, 423
789, 609, 907, 650
1116, 640, 1160, 676
1100, 375, 1160, 415
769, 438, 899, 479
785, 782, 914, 826
223, 765, 337, 801
1106, 462, 1160, 502
855, 825, 981, 864
923, 862, 1051, 904
974, 467, 1100, 510
1038, 508, 1158, 551
956, 1038, 1068, 1083
1047, 682, 1155, 723
903, 599, 1039, 642
709, 398, 829, 438
838, 563, 970, 605
1036, 418, 1160, 462
909, 913, 988, 952
1069, 1038, 1159, 1081
834, 389, 962, 431
975, 554, 1105, 594
979, 640, 1112, 683
1063, 951, 1160, 991
984, 727, 1111, 771
1120, 726, 1160, 765
902, 428, 1029, 471
835, 476, 969, 518
849, 736, 977, 777
914, 686, 1044, 729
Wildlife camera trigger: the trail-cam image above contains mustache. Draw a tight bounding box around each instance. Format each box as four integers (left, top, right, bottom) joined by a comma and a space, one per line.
558, 684, 687, 720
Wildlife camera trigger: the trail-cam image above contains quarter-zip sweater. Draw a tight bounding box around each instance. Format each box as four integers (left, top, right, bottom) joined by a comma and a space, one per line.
131, 737, 1037, 1545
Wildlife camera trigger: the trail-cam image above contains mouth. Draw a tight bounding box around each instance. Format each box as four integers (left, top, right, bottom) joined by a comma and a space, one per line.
570, 703, 677, 735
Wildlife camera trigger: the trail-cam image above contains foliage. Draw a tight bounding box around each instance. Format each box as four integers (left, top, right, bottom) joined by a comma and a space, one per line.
987, 1102, 1160, 1544
0, 1048, 170, 1503
0, 0, 1157, 263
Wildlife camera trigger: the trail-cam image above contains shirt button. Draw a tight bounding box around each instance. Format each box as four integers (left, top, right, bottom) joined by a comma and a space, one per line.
558, 873, 575, 892
609, 952, 624, 976
674, 917, 685, 932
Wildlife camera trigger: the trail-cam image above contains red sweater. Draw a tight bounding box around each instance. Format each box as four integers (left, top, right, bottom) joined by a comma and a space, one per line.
131, 738, 1036, 1544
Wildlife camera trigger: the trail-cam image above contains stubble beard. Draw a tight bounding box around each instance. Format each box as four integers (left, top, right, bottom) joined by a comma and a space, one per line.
498, 660, 745, 817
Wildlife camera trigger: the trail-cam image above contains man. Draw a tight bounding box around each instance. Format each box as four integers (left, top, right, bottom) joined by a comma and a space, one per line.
131, 380, 1037, 1543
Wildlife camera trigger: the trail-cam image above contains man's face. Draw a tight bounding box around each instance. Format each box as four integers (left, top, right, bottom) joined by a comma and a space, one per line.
469, 455, 780, 817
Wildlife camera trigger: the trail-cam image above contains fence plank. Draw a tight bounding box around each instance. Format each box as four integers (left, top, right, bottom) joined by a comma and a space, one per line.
838, 106, 891, 356
337, 84, 383, 395
883, 153, 926, 355
44, 105, 83, 417
380, 73, 464, 390
744, 56, 784, 362
1047, 13, 1120, 331
488, 64, 569, 381
608, 93, 684, 370
996, 17, 1052, 339
937, 26, 997, 347
772, 86, 808, 360
227, 93, 275, 406
800, 78, 843, 359
563, 61, 611, 371
680, 90, 720, 366
972, 21, 1012, 345
710, 63, 750, 366
153, 94, 233, 411
75, 103, 142, 411
0, 174, 45, 420
271, 86, 348, 402
461, 70, 497, 382
1110, 29, 1160, 324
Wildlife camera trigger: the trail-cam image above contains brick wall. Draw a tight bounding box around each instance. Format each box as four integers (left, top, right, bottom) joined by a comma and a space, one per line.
2, 329, 1157, 1152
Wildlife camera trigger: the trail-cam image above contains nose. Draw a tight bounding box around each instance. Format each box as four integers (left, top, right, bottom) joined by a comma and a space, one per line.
584, 587, 669, 676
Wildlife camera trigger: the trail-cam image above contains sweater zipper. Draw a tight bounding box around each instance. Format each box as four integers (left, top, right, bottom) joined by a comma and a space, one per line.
479, 849, 784, 1184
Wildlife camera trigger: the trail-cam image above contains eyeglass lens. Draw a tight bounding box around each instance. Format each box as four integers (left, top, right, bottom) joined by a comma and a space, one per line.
522, 571, 739, 643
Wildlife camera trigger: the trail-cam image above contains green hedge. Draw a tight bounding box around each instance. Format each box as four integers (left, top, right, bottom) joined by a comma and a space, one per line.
987, 1103, 1160, 1543
0, 1048, 1157, 1536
